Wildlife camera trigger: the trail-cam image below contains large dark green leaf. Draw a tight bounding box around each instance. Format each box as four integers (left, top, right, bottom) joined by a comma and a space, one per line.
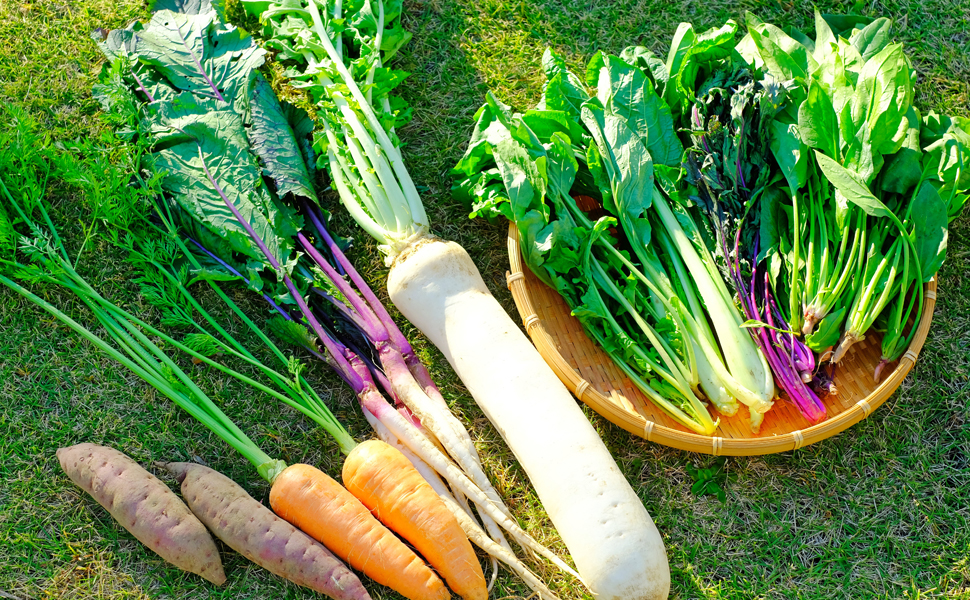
133, 10, 266, 113
516, 209, 550, 276
452, 94, 514, 177
147, 93, 295, 272
880, 111, 922, 196
748, 25, 806, 82
619, 46, 669, 92
806, 304, 847, 351
518, 109, 586, 147
543, 132, 579, 202
921, 112, 970, 220
663, 21, 737, 117
248, 74, 315, 201
493, 137, 547, 223
745, 12, 817, 78
542, 48, 590, 118
581, 102, 653, 235
770, 119, 807, 192
849, 18, 892, 62
851, 43, 911, 156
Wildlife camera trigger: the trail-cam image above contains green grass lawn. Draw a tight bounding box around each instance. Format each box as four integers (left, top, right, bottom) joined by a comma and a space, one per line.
1, 0, 969, 599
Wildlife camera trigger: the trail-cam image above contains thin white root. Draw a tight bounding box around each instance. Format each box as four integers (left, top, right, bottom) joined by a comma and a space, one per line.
373, 405, 584, 583
444, 495, 563, 600
371, 415, 563, 600
477, 499, 514, 553
393, 374, 515, 521
453, 490, 500, 591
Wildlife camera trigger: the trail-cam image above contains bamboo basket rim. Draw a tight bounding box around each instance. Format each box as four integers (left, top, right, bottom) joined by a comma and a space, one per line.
506, 222, 938, 455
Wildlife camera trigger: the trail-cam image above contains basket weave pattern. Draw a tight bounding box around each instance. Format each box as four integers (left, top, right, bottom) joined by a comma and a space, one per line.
507, 223, 937, 455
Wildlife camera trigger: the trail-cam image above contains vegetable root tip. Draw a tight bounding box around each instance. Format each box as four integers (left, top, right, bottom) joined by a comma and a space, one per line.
830, 333, 861, 364
873, 359, 891, 383
158, 461, 191, 484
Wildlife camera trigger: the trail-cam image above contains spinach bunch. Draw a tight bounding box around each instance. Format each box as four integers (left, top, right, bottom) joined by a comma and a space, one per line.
738, 11, 968, 377
677, 10, 968, 393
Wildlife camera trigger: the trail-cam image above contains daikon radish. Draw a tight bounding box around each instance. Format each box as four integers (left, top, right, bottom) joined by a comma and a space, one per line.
240, 0, 672, 596
388, 239, 671, 600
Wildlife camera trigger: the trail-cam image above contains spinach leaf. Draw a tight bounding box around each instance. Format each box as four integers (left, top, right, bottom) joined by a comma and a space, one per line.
589, 53, 682, 167
797, 79, 840, 159
493, 137, 548, 223
911, 181, 948, 281
580, 102, 653, 238
814, 151, 893, 219
849, 17, 892, 62
542, 48, 590, 118
806, 305, 847, 351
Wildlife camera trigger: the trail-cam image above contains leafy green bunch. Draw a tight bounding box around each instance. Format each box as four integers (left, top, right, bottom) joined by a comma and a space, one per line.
241, 0, 428, 253
454, 41, 779, 434
733, 11, 969, 368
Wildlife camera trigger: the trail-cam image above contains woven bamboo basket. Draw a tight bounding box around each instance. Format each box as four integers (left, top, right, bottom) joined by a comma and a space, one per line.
506, 222, 937, 455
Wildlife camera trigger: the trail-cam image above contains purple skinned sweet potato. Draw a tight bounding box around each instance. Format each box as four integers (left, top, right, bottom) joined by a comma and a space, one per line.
57, 443, 226, 585
163, 461, 371, 600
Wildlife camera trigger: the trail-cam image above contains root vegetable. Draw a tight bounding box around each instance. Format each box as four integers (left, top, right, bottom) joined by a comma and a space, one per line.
268, 462, 451, 600
342, 440, 486, 600
56, 443, 225, 586
387, 239, 671, 600
164, 462, 371, 600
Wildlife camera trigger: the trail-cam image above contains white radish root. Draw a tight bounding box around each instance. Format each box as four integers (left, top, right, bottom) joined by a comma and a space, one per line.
387, 238, 671, 600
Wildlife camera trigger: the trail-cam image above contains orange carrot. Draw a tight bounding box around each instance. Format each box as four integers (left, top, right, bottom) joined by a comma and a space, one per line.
270, 463, 450, 600
343, 440, 487, 600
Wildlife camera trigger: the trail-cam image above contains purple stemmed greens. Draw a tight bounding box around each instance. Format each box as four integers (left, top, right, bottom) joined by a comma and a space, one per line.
682, 64, 827, 422
93, 0, 442, 436
676, 9, 968, 423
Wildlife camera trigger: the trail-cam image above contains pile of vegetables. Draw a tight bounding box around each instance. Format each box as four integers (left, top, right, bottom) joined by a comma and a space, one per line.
237, 0, 672, 597
90, 1, 588, 596
453, 12, 968, 430
11, 1, 963, 597
1, 101, 474, 599
452, 50, 776, 434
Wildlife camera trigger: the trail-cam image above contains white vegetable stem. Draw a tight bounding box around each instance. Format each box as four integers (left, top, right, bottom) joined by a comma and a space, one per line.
388, 238, 671, 600
365, 409, 560, 600
651, 187, 775, 419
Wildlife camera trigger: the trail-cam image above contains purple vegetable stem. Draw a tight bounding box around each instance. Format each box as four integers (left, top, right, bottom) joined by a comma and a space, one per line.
297, 231, 386, 343
198, 150, 364, 391
303, 201, 416, 358
302, 201, 447, 401
187, 237, 292, 321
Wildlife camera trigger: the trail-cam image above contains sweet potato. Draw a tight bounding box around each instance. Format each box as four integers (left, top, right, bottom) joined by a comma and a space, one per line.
56, 443, 226, 585
164, 461, 371, 600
